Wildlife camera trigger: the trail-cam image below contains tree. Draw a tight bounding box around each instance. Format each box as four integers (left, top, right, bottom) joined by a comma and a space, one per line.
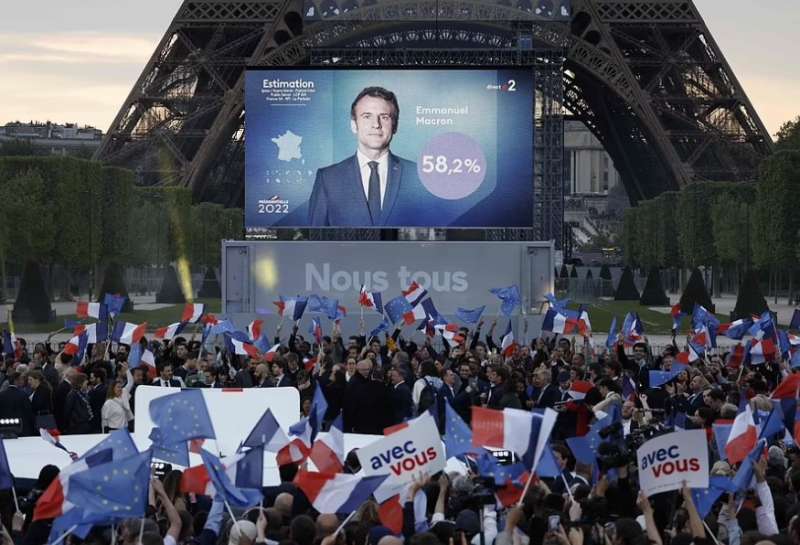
0, 169, 57, 265
639, 267, 670, 306
614, 266, 640, 301
679, 268, 714, 313
156, 266, 186, 304
752, 151, 800, 302
197, 267, 221, 298
732, 270, 768, 320
97, 262, 133, 312
12, 260, 53, 323
0, 139, 40, 157
677, 184, 717, 268
775, 116, 800, 151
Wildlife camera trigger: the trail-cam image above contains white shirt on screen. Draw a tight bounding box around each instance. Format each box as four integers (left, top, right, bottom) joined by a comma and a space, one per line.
357, 149, 388, 208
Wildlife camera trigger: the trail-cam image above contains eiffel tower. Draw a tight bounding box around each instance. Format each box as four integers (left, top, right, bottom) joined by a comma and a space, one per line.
94, 0, 772, 245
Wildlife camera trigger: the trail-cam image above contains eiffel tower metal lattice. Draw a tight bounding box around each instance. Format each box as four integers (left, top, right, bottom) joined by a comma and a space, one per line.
95, 0, 772, 246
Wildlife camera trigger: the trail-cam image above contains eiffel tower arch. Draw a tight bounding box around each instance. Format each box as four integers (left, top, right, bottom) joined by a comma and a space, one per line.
95, 0, 772, 245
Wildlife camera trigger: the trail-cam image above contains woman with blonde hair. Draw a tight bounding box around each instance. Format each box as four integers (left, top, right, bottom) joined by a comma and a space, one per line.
100, 378, 134, 432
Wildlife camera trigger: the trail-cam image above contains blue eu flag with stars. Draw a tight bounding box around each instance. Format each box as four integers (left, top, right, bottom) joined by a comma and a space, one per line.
149, 389, 216, 446
83, 429, 139, 462
200, 449, 263, 508
67, 449, 153, 520
443, 401, 473, 459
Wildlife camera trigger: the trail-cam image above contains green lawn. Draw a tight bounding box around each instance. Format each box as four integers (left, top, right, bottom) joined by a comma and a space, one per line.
563, 299, 728, 335
12, 298, 223, 335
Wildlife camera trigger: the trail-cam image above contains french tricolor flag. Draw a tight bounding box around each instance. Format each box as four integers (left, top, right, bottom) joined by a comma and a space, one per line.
154, 322, 185, 341
181, 303, 205, 324
577, 308, 592, 338
471, 407, 557, 470
294, 470, 387, 514
541, 308, 567, 334
276, 418, 313, 466
568, 380, 594, 401
359, 285, 384, 315
227, 334, 260, 359
75, 302, 107, 320
676, 344, 701, 364
63, 333, 85, 357
247, 319, 263, 342
500, 321, 516, 358
726, 343, 746, 368
274, 296, 308, 321
725, 405, 757, 464
309, 317, 323, 344
180, 447, 263, 495
402, 281, 428, 308
435, 322, 464, 344
39, 429, 77, 460
671, 304, 684, 331
718, 318, 752, 340
110, 321, 147, 345
769, 373, 800, 400
748, 338, 777, 364
32, 448, 112, 521
309, 415, 345, 474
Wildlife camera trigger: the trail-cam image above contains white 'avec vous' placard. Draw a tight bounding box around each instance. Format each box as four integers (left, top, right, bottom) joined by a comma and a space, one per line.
637, 429, 709, 497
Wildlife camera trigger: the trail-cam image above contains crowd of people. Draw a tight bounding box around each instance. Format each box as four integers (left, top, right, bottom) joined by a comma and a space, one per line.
1, 312, 800, 545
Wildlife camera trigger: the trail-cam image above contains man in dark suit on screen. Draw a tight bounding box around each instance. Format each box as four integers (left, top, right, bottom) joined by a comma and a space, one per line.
308, 86, 427, 227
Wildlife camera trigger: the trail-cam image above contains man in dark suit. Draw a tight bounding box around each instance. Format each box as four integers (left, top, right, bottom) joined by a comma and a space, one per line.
0, 372, 34, 436
54, 368, 76, 431
152, 364, 183, 388
531, 369, 560, 409
308, 86, 429, 227
388, 367, 413, 425
87, 367, 108, 433
271, 360, 294, 388
343, 360, 389, 434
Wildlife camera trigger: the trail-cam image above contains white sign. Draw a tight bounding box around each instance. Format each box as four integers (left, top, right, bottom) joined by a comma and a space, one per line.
356, 413, 446, 486
134, 386, 299, 458
636, 429, 709, 497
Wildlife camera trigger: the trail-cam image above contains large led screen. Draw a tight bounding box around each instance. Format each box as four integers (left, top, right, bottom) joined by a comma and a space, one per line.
245, 68, 534, 230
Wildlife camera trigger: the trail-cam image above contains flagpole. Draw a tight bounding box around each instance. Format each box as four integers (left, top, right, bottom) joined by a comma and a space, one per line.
333, 509, 358, 537
10, 484, 20, 513
138, 516, 146, 545
223, 499, 243, 535
702, 521, 722, 545
50, 525, 78, 545
516, 472, 536, 507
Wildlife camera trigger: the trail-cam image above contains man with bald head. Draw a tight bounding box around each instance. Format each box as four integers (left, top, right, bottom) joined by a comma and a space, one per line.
316, 513, 339, 537
343, 359, 389, 434
274, 492, 294, 520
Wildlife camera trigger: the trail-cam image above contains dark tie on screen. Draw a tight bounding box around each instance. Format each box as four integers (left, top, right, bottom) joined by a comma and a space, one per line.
367, 161, 381, 224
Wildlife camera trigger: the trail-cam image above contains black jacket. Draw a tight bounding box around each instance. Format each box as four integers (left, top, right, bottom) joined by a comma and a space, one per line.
0, 386, 34, 436
388, 382, 413, 425
53, 379, 72, 431
342, 374, 390, 434
64, 389, 93, 435
30, 386, 53, 416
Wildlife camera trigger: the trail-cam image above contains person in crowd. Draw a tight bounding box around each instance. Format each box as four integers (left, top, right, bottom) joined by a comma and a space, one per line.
27, 369, 54, 428
154, 363, 184, 388
101, 378, 134, 432
0, 371, 34, 435
63, 373, 94, 434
